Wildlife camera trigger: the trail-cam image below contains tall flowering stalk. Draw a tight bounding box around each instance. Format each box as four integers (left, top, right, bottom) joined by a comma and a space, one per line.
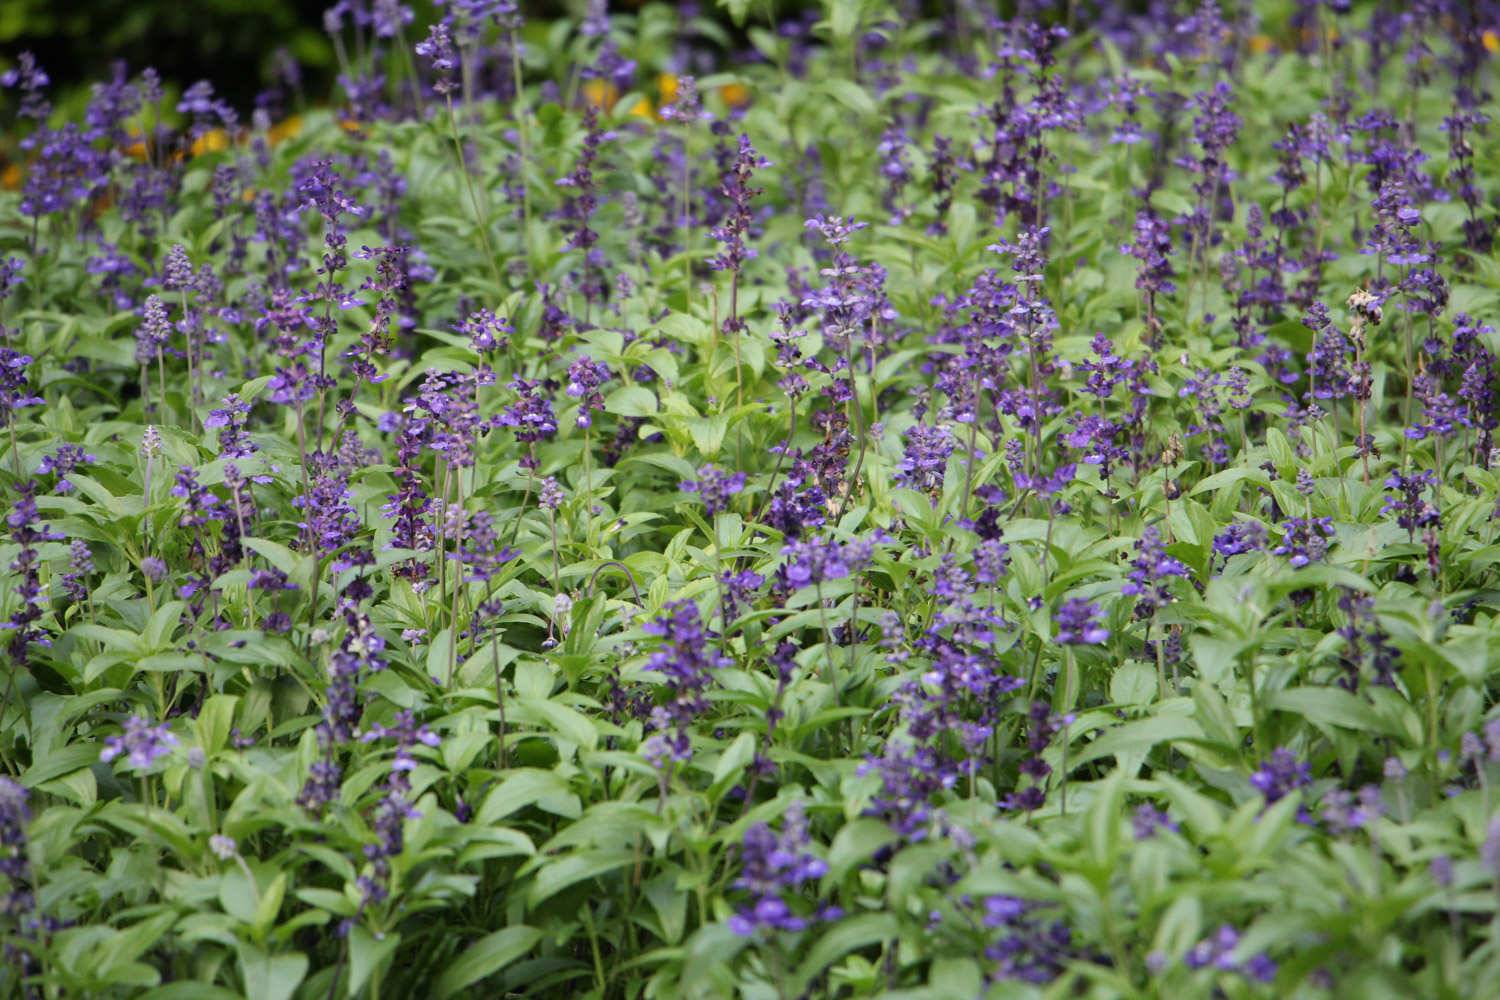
708, 135, 769, 412
419, 19, 502, 291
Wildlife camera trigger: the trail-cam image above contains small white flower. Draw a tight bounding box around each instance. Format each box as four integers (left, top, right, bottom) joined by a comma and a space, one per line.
553, 593, 574, 636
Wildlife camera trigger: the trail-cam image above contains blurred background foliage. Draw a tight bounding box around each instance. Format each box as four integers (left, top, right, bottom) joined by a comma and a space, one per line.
1, 0, 338, 106
0, 0, 714, 108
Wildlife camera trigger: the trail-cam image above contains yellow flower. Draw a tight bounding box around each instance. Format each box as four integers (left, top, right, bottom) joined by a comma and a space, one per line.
625, 97, 655, 120
583, 79, 619, 111
657, 72, 679, 105
1248, 34, 1273, 55
190, 129, 230, 157
268, 115, 303, 145
1, 163, 21, 191
719, 82, 750, 108
1484, 30, 1499, 54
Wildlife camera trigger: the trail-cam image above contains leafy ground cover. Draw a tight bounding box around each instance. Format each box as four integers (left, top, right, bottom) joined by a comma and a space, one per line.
3, 1, 1500, 997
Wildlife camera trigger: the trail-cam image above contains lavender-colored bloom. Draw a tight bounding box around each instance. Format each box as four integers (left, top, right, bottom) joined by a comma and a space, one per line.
1382, 469, 1439, 541
205, 393, 257, 458
857, 740, 957, 840
895, 423, 955, 494
459, 308, 512, 353
1185, 925, 1275, 983
1484, 816, 1500, 879
978, 891, 1077, 984
659, 75, 709, 125
681, 464, 746, 516
780, 535, 851, 589
566, 356, 612, 429
248, 568, 297, 591
453, 510, 518, 582
557, 106, 609, 254
1132, 804, 1178, 839
728, 801, 835, 935
2, 52, 51, 122
0, 350, 42, 417
415, 21, 458, 96
973, 539, 1010, 584
295, 474, 362, 558
1250, 748, 1311, 803
60, 539, 93, 603
497, 377, 557, 448
539, 477, 565, 510
172, 466, 224, 529
1054, 598, 1108, 645
708, 136, 770, 276
1185, 924, 1241, 972
142, 556, 167, 583
639, 601, 729, 769
100, 715, 178, 770
1121, 526, 1190, 618
1273, 516, 1335, 568
370, 0, 414, 38
37, 444, 96, 493
162, 245, 193, 292
5, 482, 62, 666
1, 776, 32, 917
1212, 519, 1267, 559
1319, 785, 1384, 834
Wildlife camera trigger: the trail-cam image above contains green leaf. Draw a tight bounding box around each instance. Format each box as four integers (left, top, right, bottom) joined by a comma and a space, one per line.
435, 926, 542, 999
521, 697, 600, 750
1071, 713, 1204, 769
791, 913, 898, 993
1087, 769, 1126, 871
22, 744, 101, 787
347, 926, 402, 997
826, 818, 899, 883
606, 385, 659, 417
1266, 687, 1398, 735
525, 849, 635, 905
475, 768, 580, 824
236, 945, 307, 1000
821, 78, 876, 116
1109, 662, 1157, 706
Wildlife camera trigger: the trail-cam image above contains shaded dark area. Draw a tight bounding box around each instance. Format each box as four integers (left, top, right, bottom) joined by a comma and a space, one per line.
2, 0, 340, 107
3, 0, 727, 108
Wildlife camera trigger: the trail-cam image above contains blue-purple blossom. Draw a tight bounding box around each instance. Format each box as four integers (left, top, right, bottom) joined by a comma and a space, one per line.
565, 356, 612, 429
1121, 526, 1190, 618
681, 464, 746, 516
728, 801, 839, 935
1273, 516, 1336, 568
100, 715, 178, 770
1054, 598, 1109, 645
1250, 748, 1311, 803
640, 601, 729, 769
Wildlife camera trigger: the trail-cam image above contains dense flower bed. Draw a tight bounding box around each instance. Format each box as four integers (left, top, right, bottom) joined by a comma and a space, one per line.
3, 1, 1500, 996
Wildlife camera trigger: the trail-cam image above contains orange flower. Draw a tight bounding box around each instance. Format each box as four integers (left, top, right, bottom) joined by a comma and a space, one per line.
122, 131, 149, 162
719, 82, 750, 108
1, 163, 21, 191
